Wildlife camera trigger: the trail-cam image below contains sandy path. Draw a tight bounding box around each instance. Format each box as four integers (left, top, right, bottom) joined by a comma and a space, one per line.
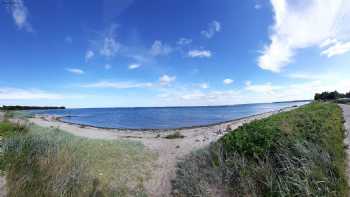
339, 104, 350, 187
27, 106, 298, 196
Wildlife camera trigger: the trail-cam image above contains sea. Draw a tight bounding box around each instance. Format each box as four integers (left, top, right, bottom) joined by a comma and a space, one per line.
30, 101, 309, 130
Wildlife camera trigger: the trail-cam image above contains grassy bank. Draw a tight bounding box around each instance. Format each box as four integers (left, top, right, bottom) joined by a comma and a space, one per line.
172, 103, 348, 196
0, 119, 157, 196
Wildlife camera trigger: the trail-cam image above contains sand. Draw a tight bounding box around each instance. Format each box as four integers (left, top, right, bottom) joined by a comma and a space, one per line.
27, 106, 298, 196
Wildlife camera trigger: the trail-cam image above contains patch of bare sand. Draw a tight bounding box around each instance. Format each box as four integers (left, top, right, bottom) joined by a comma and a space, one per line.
28, 107, 298, 196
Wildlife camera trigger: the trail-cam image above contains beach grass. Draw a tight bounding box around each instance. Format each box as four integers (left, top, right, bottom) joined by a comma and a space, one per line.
0, 121, 157, 196
172, 102, 348, 196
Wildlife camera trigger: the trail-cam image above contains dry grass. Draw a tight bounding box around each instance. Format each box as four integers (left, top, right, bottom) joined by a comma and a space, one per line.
1, 123, 157, 197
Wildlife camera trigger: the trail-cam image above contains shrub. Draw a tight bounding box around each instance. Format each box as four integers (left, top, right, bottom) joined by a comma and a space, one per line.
164, 131, 185, 139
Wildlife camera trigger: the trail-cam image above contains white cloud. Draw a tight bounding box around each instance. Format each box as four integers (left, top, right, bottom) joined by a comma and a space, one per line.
321, 41, 350, 57
66, 68, 84, 75
223, 78, 234, 85
287, 72, 334, 81
157, 76, 349, 106
85, 50, 95, 62
100, 37, 120, 58
104, 64, 112, 70
188, 50, 212, 58
81, 81, 153, 89
159, 75, 176, 85
150, 40, 172, 56
201, 21, 221, 38
9, 0, 33, 32
199, 83, 209, 89
245, 82, 281, 94
128, 63, 141, 70
0, 87, 63, 100
258, 0, 350, 72
177, 38, 192, 45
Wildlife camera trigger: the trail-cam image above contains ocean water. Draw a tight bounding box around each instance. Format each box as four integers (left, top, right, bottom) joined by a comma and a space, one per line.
31, 101, 309, 129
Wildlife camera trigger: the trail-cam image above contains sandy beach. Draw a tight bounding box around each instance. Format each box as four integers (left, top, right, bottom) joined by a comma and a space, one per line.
26, 106, 298, 196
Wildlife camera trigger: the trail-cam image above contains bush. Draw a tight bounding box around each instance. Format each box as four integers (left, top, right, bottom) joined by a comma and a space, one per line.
172, 103, 348, 196
164, 131, 185, 139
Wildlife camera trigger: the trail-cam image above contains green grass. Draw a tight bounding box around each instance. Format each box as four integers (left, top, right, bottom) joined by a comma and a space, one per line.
0, 122, 157, 196
172, 103, 348, 196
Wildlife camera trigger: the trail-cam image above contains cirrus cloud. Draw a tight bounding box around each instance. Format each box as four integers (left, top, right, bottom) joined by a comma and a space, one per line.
66, 68, 84, 75
201, 20, 221, 39
188, 50, 212, 58
149, 40, 172, 56
8, 0, 33, 32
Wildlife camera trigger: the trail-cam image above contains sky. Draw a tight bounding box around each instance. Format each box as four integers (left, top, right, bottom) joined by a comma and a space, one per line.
0, 0, 350, 108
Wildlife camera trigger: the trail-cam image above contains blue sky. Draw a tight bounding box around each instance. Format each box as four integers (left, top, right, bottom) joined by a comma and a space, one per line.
1, 0, 350, 107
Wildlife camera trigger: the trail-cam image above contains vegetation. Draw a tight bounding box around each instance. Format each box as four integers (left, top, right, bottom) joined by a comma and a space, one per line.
0, 105, 65, 111
164, 131, 185, 139
0, 120, 156, 196
172, 103, 348, 196
314, 90, 350, 101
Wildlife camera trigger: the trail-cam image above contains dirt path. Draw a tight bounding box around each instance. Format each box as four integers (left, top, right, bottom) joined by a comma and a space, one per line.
340, 104, 350, 187
27, 106, 298, 196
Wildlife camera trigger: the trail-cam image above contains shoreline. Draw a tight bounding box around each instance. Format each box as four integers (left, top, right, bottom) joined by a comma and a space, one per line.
36, 106, 298, 132
24, 105, 300, 196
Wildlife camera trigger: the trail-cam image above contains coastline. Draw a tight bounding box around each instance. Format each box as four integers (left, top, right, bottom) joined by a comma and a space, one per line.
27, 105, 300, 196
36, 105, 300, 132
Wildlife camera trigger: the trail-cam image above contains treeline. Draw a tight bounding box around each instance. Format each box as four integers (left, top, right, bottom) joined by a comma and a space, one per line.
0, 105, 65, 111
314, 91, 350, 101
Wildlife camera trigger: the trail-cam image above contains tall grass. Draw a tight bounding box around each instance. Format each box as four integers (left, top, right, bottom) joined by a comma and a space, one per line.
172, 103, 348, 196
1, 123, 156, 197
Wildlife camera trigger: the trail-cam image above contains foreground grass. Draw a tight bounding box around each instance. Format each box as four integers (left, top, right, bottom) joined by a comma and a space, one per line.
0, 121, 156, 196
172, 103, 348, 196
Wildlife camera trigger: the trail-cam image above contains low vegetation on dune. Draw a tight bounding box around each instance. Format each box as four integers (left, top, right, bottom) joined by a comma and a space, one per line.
172, 103, 348, 196
0, 119, 157, 196
164, 131, 185, 139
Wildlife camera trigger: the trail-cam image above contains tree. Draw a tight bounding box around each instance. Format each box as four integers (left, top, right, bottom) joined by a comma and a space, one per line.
314, 91, 345, 101
346, 92, 350, 98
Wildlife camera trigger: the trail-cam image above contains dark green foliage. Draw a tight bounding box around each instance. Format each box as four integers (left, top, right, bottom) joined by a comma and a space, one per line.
314, 91, 347, 100
172, 103, 348, 196
164, 131, 185, 139
1, 105, 65, 110
346, 92, 350, 98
